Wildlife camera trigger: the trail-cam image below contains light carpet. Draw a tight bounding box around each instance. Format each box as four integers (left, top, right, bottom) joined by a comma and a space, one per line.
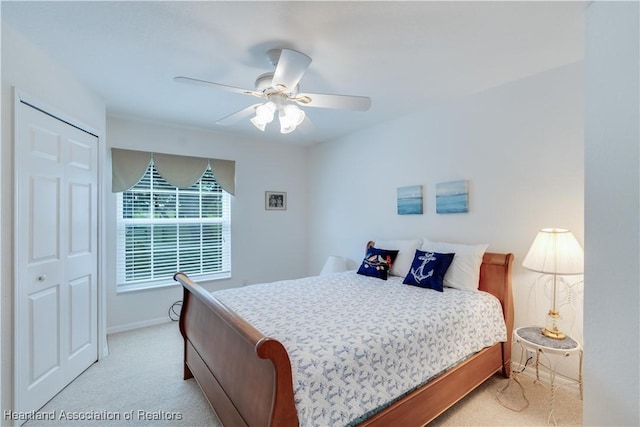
25, 322, 582, 426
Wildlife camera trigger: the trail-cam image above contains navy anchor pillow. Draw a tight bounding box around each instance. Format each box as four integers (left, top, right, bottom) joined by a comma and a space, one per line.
403, 250, 455, 292
357, 247, 399, 280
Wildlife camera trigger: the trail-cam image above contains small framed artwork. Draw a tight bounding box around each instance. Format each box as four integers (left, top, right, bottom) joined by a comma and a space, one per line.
265, 191, 287, 210
436, 180, 469, 214
397, 185, 423, 215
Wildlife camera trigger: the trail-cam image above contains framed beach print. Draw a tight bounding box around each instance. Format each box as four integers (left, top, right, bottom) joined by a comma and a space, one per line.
265, 191, 287, 210
397, 185, 423, 215
436, 180, 469, 214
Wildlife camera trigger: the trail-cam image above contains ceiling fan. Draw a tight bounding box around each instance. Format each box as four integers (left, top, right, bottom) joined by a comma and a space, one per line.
174, 48, 372, 134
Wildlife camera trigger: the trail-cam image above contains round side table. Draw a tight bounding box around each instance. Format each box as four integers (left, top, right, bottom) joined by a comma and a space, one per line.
513, 326, 583, 426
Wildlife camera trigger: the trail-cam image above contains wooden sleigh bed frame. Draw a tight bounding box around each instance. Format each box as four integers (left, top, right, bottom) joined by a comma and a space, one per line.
174, 251, 514, 427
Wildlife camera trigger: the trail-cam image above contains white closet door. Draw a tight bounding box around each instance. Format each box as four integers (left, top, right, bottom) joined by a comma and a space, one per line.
14, 100, 98, 416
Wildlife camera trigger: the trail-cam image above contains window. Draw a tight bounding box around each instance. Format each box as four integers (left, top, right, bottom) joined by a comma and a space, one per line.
116, 162, 231, 291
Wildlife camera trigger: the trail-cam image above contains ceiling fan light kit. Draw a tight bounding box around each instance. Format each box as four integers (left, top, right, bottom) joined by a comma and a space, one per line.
250, 101, 276, 131
250, 94, 306, 134
175, 48, 371, 135
278, 104, 305, 134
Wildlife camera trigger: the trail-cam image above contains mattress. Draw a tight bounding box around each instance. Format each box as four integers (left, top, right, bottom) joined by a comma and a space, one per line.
213, 271, 507, 427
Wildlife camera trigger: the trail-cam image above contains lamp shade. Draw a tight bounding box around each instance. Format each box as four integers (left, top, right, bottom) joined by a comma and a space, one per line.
320, 255, 347, 275
522, 228, 584, 275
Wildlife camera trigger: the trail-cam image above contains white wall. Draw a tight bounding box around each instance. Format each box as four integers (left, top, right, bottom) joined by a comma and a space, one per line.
105, 116, 309, 332
584, 2, 639, 425
308, 62, 585, 378
1, 25, 107, 416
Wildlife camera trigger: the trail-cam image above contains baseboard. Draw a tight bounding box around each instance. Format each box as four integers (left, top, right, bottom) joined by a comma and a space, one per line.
107, 317, 173, 335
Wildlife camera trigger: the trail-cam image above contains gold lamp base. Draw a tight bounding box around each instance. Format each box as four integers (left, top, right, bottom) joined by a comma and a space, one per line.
541, 326, 566, 340
542, 309, 566, 339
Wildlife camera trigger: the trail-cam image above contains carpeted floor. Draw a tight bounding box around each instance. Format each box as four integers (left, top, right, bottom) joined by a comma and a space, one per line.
25, 322, 582, 426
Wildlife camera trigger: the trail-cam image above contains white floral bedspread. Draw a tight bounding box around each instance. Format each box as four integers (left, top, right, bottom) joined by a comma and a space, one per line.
213, 271, 507, 427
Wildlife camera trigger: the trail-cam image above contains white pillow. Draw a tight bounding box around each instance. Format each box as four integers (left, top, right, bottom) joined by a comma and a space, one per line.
374, 239, 422, 277
420, 239, 489, 291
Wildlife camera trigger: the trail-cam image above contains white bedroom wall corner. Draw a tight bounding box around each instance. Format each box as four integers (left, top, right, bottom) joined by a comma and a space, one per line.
584, 1, 640, 425
104, 116, 310, 332
1, 24, 107, 414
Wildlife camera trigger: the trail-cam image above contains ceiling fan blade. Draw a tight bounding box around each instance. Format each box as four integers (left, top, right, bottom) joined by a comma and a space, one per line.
174, 76, 263, 98
271, 49, 312, 92
215, 104, 261, 126
294, 92, 372, 111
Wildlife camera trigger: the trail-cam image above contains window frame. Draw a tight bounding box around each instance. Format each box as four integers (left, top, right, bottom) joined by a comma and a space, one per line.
115, 162, 231, 293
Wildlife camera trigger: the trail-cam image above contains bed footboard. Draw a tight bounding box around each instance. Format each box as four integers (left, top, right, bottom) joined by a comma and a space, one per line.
174, 251, 513, 427
174, 272, 299, 427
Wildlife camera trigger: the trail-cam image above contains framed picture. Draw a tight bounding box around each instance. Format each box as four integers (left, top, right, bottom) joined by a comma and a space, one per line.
265, 191, 287, 210
436, 180, 469, 214
397, 185, 423, 215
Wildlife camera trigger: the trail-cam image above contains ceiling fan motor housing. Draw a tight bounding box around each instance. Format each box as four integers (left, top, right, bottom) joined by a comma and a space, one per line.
255, 72, 274, 92
266, 48, 282, 67
255, 72, 299, 96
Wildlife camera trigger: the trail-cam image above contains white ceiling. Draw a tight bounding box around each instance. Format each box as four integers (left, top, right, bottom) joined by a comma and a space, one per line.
2, 1, 586, 146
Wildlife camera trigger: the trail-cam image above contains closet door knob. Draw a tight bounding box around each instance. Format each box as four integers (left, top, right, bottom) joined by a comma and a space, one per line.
37, 275, 46, 282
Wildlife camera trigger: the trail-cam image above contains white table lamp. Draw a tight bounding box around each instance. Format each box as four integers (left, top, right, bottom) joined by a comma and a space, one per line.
522, 228, 584, 340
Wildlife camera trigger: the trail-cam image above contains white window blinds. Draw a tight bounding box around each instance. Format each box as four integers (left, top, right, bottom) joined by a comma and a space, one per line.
116, 161, 231, 291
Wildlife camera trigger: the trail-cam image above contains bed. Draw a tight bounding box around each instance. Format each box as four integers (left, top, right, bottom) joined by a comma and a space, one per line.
174, 241, 514, 427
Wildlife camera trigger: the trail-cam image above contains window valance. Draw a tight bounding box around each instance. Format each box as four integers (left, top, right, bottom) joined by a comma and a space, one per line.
111, 148, 235, 195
